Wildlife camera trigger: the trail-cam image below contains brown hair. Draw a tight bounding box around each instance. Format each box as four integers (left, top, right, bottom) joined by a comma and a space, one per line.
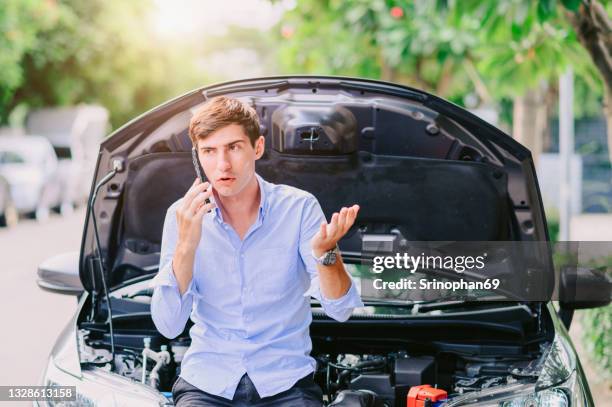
189, 96, 261, 146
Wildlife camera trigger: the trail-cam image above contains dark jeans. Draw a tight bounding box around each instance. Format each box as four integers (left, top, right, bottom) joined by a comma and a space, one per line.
172, 373, 323, 406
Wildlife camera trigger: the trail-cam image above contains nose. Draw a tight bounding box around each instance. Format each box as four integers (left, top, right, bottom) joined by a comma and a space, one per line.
216, 149, 231, 172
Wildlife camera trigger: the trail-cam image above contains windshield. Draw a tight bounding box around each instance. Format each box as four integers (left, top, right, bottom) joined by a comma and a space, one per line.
0, 151, 26, 165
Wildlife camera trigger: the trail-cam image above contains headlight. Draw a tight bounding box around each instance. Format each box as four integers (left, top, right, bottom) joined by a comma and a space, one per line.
39, 355, 172, 406
499, 371, 583, 407
443, 375, 583, 406
444, 333, 589, 407
500, 388, 568, 407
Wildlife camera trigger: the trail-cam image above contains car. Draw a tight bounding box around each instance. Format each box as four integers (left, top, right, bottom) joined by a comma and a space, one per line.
36, 76, 610, 406
0, 173, 18, 227
25, 105, 110, 212
0, 136, 63, 221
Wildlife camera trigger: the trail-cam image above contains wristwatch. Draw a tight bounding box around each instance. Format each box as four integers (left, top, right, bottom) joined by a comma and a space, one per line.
312, 246, 339, 266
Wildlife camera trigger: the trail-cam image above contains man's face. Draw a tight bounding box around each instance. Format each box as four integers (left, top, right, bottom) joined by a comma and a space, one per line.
196, 123, 264, 198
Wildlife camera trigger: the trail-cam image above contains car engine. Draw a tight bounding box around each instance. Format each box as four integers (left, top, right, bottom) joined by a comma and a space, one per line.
77, 326, 544, 407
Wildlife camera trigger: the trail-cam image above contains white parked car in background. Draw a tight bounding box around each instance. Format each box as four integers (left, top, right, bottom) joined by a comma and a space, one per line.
0, 136, 63, 221
0, 173, 18, 227
26, 105, 109, 211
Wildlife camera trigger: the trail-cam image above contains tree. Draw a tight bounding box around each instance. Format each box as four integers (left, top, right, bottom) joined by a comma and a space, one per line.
278, 0, 479, 105
565, 0, 612, 161
2, 0, 206, 129
276, 0, 611, 162
0, 0, 59, 123
459, 0, 611, 161
454, 0, 601, 164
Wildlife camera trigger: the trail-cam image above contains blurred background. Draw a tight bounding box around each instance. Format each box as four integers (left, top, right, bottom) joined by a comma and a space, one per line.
0, 0, 610, 403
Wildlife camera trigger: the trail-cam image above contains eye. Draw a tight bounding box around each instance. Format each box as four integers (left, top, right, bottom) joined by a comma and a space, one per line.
230, 144, 240, 151
202, 149, 213, 155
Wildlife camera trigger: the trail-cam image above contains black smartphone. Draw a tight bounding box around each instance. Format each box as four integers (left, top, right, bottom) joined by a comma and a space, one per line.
191, 147, 212, 205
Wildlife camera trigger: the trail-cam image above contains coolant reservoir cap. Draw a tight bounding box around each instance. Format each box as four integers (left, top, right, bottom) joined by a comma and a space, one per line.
407, 385, 447, 407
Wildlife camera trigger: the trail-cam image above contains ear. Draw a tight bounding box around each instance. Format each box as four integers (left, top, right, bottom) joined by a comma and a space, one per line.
254, 136, 265, 160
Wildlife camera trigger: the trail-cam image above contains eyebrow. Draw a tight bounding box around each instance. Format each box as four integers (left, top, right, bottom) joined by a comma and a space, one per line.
200, 139, 245, 150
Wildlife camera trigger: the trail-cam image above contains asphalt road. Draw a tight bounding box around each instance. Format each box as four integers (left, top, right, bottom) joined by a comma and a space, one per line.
0, 209, 609, 405
0, 209, 84, 388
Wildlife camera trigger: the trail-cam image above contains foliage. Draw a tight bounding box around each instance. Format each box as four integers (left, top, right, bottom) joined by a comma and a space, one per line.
0, 0, 59, 118
276, 0, 607, 118
546, 210, 560, 242
552, 249, 612, 376
581, 305, 612, 377
1, 0, 206, 129
457, 0, 597, 98
278, 0, 478, 105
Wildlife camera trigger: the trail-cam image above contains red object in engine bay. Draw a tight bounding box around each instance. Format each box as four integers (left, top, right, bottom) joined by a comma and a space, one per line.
407, 384, 448, 407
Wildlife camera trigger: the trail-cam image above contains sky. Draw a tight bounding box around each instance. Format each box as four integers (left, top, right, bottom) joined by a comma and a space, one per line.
150, 0, 296, 80
151, 0, 294, 38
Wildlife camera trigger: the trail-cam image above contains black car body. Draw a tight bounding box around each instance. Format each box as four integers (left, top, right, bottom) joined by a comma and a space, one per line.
37, 77, 610, 406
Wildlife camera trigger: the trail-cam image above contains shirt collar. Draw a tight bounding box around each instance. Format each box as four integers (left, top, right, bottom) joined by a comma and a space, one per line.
255, 173, 269, 222
212, 172, 269, 223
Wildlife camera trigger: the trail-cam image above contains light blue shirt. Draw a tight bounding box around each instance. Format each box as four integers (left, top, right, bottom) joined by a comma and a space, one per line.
149, 173, 363, 400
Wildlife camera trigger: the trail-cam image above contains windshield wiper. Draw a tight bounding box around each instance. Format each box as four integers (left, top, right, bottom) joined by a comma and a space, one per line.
414, 291, 508, 304
357, 292, 513, 311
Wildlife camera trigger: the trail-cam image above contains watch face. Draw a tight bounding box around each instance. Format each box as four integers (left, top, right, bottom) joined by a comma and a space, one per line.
322, 251, 337, 266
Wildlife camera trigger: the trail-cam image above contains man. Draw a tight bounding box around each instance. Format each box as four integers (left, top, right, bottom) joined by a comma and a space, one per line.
150, 96, 363, 406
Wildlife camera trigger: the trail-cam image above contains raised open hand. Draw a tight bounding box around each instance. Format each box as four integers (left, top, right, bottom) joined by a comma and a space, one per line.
311, 204, 360, 257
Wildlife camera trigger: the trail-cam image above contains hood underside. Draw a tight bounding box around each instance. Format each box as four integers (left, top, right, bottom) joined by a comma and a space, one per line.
80, 76, 550, 293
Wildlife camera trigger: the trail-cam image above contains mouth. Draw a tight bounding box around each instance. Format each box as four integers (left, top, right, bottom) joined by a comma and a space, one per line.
216, 176, 236, 185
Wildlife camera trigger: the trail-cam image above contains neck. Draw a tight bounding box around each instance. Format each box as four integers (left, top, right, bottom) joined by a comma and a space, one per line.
215, 174, 260, 223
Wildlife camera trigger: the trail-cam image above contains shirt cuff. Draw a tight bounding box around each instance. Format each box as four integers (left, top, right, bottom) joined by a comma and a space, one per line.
149, 263, 197, 302
318, 278, 364, 309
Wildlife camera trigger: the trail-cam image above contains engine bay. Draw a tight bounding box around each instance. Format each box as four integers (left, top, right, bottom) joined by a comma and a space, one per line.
76, 292, 552, 407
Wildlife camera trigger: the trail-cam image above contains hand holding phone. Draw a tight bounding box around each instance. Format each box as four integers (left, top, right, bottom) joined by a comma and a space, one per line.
176, 177, 215, 251
173, 178, 214, 293
192, 147, 211, 205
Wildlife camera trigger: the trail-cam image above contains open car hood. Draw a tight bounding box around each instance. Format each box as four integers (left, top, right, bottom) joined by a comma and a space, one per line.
80, 76, 552, 296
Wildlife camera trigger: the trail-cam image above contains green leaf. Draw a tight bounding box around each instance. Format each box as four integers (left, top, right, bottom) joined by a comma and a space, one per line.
511, 23, 524, 42
480, 3, 497, 27
537, 0, 556, 22
560, 0, 581, 11
514, 1, 529, 25
435, 0, 449, 12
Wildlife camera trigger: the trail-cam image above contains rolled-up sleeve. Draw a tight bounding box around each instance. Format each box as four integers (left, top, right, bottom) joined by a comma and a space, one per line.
299, 195, 364, 322
149, 202, 197, 339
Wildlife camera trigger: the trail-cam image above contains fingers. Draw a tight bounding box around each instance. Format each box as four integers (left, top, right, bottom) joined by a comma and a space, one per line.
319, 221, 327, 240
328, 212, 339, 237
338, 207, 350, 235
313, 205, 359, 253
194, 200, 216, 219
336, 205, 360, 232
345, 204, 360, 229
188, 187, 213, 215
329, 204, 360, 239
191, 194, 216, 216
183, 180, 209, 208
